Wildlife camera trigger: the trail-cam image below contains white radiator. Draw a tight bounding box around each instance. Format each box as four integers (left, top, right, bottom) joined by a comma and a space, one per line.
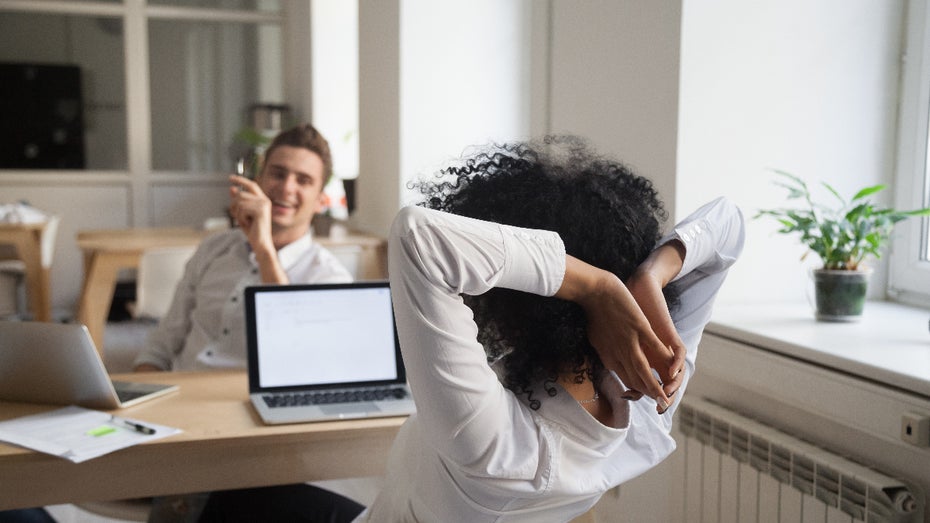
678, 398, 924, 523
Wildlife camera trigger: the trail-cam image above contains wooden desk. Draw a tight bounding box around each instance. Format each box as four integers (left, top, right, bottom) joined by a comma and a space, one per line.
76, 228, 211, 350
0, 222, 52, 321
0, 370, 405, 510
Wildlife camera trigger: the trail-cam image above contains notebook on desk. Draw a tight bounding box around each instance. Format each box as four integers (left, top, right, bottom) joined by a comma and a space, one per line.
0, 321, 178, 409
245, 281, 416, 425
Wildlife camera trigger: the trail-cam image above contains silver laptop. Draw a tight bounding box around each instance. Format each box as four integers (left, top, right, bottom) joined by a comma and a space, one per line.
0, 321, 178, 409
245, 281, 416, 425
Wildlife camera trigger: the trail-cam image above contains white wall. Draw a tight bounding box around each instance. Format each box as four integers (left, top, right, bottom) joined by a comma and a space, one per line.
677, 0, 906, 305
356, 0, 682, 240
399, 0, 534, 204
312, 0, 359, 181
355, 0, 534, 238
355, 0, 402, 239
547, 1, 683, 216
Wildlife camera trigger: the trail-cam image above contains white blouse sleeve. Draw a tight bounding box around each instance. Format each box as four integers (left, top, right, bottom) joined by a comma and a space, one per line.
657, 197, 745, 393
388, 205, 565, 465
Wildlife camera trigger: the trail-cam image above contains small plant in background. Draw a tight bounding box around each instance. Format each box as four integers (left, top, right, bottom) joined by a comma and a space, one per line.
755, 169, 930, 270
233, 126, 273, 179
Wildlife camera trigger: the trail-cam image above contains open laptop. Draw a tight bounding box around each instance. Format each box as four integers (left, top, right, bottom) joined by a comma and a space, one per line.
0, 321, 178, 409
245, 281, 416, 425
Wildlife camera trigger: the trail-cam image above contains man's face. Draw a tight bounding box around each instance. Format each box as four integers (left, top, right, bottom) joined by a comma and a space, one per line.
256, 145, 326, 240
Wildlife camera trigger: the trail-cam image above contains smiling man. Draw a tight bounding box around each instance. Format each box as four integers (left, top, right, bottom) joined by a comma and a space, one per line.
133, 123, 353, 373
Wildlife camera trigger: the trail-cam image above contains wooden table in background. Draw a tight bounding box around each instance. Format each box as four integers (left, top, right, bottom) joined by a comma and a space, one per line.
0, 370, 406, 510
0, 222, 52, 321
76, 228, 210, 351
317, 231, 388, 281
75, 227, 388, 353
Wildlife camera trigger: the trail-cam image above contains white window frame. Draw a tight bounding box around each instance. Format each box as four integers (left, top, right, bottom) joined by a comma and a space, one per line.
889, 0, 930, 307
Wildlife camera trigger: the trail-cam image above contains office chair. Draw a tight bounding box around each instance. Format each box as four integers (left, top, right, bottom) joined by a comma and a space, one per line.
101, 245, 196, 373
130, 245, 197, 320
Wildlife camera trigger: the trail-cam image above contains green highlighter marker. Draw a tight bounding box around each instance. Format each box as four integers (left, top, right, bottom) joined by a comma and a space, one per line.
87, 425, 117, 437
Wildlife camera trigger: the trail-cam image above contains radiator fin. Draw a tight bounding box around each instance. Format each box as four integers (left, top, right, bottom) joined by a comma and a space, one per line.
679, 398, 921, 522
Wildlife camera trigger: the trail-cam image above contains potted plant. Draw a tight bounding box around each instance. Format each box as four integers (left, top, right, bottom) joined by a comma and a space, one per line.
756, 169, 930, 321
233, 126, 273, 179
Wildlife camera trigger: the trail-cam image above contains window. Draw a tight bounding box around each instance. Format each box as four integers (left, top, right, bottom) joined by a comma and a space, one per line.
149, 17, 283, 172
0, 1, 284, 174
311, 0, 358, 181
0, 10, 127, 170
890, 0, 930, 306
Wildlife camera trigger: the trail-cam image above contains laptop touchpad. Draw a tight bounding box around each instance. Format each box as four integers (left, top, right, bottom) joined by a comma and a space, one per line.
321, 403, 378, 415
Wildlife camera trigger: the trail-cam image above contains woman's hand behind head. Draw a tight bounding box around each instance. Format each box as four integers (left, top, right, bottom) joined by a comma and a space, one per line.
557, 256, 674, 413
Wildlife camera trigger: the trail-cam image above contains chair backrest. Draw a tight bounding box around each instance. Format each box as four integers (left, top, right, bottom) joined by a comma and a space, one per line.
133, 245, 196, 320
203, 215, 231, 231
40, 215, 60, 268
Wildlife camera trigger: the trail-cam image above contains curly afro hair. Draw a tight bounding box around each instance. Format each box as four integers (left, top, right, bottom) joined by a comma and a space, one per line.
410, 135, 675, 407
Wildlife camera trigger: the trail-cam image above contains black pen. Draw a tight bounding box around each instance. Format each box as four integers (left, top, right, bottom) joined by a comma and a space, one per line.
110, 415, 156, 435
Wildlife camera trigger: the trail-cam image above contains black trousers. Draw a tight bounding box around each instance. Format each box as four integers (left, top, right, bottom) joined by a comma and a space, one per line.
197, 484, 364, 523
0, 509, 56, 523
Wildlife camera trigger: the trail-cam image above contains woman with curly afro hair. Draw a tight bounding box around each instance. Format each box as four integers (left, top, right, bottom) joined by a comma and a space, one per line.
357, 136, 744, 522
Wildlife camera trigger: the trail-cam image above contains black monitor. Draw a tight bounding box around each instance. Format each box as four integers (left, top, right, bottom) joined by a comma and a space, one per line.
0, 62, 85, 169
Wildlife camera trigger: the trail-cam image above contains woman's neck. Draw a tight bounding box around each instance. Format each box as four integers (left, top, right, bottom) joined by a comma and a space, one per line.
558, 374, 597, 402
557, 371, 613, 423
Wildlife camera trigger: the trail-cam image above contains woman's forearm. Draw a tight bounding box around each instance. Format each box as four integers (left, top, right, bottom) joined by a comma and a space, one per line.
633, 240, 686, 288
555, 255, 675, 410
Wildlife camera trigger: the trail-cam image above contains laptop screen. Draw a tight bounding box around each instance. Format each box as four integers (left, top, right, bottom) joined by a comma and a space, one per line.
245, 282, 404, 392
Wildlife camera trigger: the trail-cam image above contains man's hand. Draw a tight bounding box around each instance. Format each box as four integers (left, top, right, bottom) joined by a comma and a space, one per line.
229, 174, 275, 253
228, 174, 289, 284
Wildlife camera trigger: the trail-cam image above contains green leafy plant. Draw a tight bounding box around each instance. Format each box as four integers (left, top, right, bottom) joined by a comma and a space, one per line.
233, 126, 274, 179
755, 169, 930, 270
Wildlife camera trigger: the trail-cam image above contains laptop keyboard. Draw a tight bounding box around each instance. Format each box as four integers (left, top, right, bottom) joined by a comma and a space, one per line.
115, 388, 151, 403
262, 386, 409, 408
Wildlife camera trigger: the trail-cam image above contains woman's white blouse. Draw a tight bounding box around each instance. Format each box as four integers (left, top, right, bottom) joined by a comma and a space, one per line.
357, 197, 745, 523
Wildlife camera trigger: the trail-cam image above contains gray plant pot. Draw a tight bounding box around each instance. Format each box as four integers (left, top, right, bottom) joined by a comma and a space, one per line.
812, 268, 872, 322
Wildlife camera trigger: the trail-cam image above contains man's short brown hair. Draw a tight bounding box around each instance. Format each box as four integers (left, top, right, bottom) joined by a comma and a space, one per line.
263, 123, 333, 185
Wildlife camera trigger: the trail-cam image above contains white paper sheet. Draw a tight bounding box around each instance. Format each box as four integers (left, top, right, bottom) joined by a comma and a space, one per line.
0, 202, 49, 224
0, 405, 181, 463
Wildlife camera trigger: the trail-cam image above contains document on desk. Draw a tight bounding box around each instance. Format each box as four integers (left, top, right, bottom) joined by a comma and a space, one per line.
0, 406, 181, 463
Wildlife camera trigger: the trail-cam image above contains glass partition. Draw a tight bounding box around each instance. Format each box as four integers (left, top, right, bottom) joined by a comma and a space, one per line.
149, 18, 283, 172
0, 11, 127, 170
149, 0, 280, 12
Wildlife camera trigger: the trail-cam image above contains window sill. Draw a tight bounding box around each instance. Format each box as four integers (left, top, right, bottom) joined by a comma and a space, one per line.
706, 300, 930, 399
